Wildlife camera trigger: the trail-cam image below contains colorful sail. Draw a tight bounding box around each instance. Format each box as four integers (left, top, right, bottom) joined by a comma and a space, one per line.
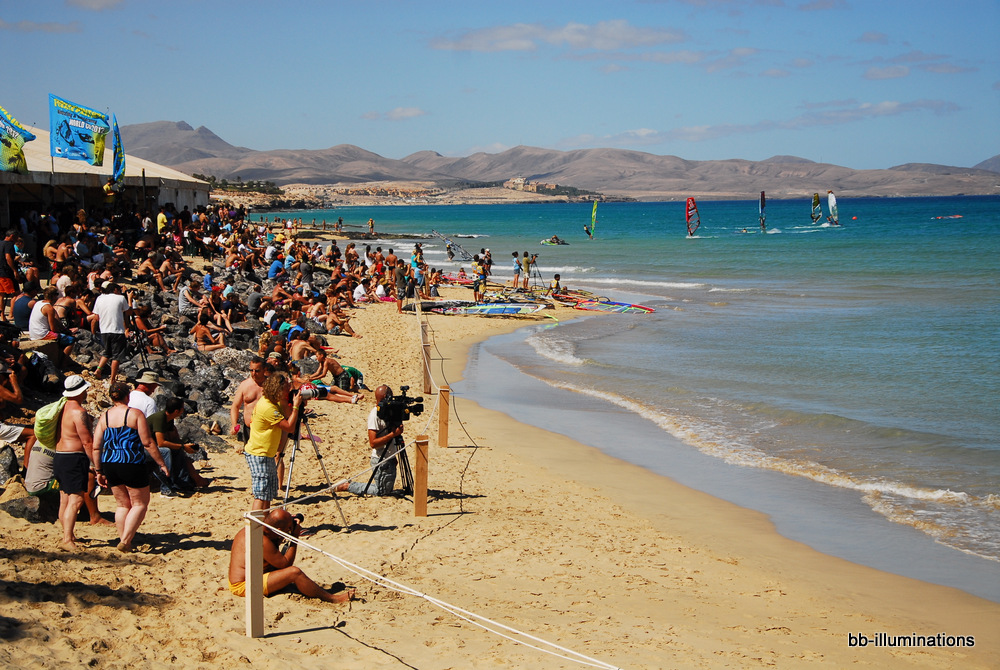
591, 201, 598, 234
685, 197, 701, 236
111, 114, 125, 184
759, 191, 767, 232
0, 104, 35, 174
811, 193, 822, 224
49, 94, 110, 166
827, 190, 839, 225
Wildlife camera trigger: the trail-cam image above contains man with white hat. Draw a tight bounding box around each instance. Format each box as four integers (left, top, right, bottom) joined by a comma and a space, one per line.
54, 375, 95, 551
128, 369, 163, 418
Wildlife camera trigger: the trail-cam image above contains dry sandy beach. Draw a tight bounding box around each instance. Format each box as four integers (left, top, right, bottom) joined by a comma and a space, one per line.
1, 286, 998, 669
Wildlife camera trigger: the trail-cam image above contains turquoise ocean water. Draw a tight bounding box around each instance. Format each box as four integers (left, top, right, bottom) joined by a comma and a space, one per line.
277, 196, 999, 598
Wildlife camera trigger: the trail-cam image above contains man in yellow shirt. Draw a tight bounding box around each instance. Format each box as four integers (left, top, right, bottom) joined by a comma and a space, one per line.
156, 206, 168, 235
245, 372, 303, 510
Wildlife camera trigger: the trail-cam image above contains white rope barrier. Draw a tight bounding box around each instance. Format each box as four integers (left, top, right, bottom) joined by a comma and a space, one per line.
245, 514, 623, 670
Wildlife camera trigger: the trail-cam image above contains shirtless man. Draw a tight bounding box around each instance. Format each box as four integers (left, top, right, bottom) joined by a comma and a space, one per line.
228, 509, 354, 604
230, 357, 269, 450
54, 376, 100, 551
159, 251, 186, 291
305, 350, 365, 400
136, 252, 168, 291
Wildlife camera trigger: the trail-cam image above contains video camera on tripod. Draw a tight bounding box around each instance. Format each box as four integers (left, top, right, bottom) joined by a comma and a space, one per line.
377, 386, 424, 425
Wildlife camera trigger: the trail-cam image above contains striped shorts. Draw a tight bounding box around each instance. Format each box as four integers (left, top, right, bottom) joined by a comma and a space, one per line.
244, 453, 278, 502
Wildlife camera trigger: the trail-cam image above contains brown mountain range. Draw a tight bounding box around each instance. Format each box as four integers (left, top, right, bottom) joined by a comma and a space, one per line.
122, 121, 1000, 200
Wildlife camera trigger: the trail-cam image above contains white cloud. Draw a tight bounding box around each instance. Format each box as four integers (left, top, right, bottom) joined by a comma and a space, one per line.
363, 108, 428, 122
889, 50, 947, 64
66, 0, 124, 9
432, 20, 685, 53
385, 107, 427, 121
865, 65, 909, 80
703, 47, 759, 72
855, 31, 889, 45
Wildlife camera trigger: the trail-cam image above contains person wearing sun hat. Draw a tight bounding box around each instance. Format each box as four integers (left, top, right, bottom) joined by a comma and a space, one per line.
53, 374, 95, 551
128, 369, 164, 418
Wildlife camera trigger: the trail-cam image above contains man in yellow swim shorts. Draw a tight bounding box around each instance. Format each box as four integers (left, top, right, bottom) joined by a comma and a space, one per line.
227, 508, 354, 604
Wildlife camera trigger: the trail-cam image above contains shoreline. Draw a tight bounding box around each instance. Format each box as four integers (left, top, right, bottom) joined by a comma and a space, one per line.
0, 288, 997, 667
428, 311, 1000, 665
460, 322, 1000, 603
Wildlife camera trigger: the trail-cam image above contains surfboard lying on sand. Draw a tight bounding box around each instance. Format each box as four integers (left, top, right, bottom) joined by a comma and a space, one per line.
574, 300, 655, 314
435, 303, 549, 316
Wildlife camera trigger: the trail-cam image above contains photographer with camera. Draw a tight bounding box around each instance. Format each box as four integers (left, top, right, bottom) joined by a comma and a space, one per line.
335, 385, 422, 497
228, 508, 354, 604
245, 372, 304, 510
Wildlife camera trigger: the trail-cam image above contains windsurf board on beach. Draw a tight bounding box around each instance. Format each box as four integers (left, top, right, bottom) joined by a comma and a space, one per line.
575, 300, 655, 314
439, 303, 549, 316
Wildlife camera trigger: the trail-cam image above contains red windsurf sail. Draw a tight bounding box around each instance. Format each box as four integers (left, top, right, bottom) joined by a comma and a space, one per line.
686, 197, 701, 236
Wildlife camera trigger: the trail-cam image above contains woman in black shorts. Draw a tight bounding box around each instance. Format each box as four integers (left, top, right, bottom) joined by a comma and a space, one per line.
92, 382, 170, 553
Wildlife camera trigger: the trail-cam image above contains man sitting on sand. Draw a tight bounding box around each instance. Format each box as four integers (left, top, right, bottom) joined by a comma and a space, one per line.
228, 509, 354, 603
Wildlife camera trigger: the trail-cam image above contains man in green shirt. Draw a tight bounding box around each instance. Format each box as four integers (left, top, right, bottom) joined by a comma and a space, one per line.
147, 397, 208, 496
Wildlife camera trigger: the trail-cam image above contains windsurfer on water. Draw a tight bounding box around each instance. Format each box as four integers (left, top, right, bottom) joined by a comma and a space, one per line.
583, 225, 593, 239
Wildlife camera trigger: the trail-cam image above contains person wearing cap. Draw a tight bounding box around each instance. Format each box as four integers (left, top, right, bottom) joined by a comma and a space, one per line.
267, 254, 287, 282
92, 281, 134, 385
128, 369, 163, 418
54, 375, 97, 551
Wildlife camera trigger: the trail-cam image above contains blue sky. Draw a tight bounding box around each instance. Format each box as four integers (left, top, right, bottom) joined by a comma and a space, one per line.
2, 0, 998, 169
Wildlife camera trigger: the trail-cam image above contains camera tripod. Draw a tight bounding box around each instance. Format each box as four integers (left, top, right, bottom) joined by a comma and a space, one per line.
282, 409, 349, 529
362, 432, 414, 496
528, 259, 546, 289
125, 314, 150, 369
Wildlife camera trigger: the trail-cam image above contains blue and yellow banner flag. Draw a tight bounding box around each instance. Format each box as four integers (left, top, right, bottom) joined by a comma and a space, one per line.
0, 104, 35, 174
49, 94, 109, 166
112, 114, 125, 183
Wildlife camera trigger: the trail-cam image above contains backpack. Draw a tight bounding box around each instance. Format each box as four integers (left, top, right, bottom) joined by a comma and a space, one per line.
33, 397, 67, 451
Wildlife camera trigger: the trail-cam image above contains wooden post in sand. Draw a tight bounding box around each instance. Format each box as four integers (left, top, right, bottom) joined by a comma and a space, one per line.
438, 386, 450, 448
245, 510, 266, 638
414, 434, 429, 517
421, 323, 431, 395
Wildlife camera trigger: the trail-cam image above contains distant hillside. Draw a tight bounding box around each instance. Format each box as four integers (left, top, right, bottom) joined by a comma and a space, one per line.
973, 154, 1000, 174
122, 121, 1000, 199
